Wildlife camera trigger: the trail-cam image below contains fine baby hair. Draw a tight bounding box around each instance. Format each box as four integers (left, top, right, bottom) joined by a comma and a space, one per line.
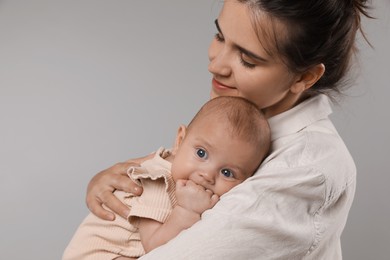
187, 96, 271, 162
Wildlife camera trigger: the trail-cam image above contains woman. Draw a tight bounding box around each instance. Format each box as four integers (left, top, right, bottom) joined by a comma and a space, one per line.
86, 0, 371, 259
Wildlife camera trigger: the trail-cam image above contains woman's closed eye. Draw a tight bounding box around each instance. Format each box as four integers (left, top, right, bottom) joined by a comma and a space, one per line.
240, 54, 256, 69
214, 32, 256, 69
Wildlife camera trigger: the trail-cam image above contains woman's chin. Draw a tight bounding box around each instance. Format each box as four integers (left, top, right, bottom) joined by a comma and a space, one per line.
210, 90, 218, 99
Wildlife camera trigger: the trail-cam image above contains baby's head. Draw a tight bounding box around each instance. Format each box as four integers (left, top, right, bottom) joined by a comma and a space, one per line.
171, 96, 270, 196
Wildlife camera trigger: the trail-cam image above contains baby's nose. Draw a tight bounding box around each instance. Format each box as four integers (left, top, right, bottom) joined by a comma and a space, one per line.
199, 171, 215, 184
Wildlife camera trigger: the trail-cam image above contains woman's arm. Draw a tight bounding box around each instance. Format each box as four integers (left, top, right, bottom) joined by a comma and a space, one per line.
138, 180, 219, 253
86, 153, 154, 220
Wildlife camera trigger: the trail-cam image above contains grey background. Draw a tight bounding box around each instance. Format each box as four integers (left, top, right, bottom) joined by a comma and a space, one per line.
0, 1, 389, 259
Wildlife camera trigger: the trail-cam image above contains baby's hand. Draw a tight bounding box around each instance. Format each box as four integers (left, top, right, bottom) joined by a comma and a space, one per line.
175, 179, 219, 215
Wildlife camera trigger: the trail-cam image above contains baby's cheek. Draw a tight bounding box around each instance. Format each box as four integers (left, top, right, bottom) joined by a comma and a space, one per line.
217, 181, 239, 196
171, 162, 185, 181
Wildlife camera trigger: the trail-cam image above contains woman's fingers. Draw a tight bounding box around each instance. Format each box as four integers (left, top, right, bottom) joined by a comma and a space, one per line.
85, 161, 144, 220
98, 190, 131, 219
86, 194, 115, 221
110, 165, 143, 195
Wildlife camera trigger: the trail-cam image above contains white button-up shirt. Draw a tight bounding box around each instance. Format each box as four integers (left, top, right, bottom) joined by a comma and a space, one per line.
140, 94, 356, 260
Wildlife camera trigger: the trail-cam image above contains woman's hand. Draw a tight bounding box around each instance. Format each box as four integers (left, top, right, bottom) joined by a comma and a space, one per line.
86, 154, 153, 220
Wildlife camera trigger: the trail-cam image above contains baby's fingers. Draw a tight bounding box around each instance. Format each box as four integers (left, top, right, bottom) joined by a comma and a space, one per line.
175, 179, 187, 188
210, 194, 220, 207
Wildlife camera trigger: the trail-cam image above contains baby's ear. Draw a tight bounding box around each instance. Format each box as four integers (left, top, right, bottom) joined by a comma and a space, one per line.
172, 125, 186, 155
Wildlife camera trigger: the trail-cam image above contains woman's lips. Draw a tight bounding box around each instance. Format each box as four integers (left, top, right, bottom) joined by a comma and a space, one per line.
211, 78, 238, 97
212, 78, 235, 90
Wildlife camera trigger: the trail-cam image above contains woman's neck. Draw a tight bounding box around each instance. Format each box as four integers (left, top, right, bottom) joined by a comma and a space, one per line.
262, 92, 312, 119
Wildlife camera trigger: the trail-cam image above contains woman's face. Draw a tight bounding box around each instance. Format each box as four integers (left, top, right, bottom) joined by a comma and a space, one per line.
208, 1, 300, 118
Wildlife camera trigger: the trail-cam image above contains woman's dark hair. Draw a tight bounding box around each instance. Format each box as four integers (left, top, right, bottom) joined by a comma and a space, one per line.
238, 0, 372, 97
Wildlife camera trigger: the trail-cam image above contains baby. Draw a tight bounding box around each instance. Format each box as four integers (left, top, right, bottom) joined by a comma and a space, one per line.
63, 96, 271, 260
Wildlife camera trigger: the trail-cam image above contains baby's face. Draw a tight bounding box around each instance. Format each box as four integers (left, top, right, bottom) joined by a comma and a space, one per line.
171, 118, 261, 197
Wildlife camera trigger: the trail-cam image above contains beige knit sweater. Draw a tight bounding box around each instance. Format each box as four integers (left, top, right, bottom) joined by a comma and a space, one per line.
63, 148, 177, 260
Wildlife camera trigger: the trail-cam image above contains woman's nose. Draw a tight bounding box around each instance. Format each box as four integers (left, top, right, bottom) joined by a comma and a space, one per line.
208, 40, 231, 77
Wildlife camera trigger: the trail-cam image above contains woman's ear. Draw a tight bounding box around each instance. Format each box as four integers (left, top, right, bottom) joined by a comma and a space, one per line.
290, 63, 325, 94
171, 125, 187, 155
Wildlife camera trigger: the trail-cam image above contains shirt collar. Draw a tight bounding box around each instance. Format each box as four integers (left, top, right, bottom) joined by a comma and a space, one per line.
267, 94, 333, 141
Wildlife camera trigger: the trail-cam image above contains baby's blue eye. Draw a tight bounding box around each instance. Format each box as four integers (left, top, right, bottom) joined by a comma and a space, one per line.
196, 148, 207, 159
221, 168, 234, 178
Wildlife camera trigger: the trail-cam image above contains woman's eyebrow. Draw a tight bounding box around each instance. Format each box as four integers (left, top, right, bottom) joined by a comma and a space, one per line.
237, 46, 268, 63
215, 19, 222, 34
214, 19, 268, 63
